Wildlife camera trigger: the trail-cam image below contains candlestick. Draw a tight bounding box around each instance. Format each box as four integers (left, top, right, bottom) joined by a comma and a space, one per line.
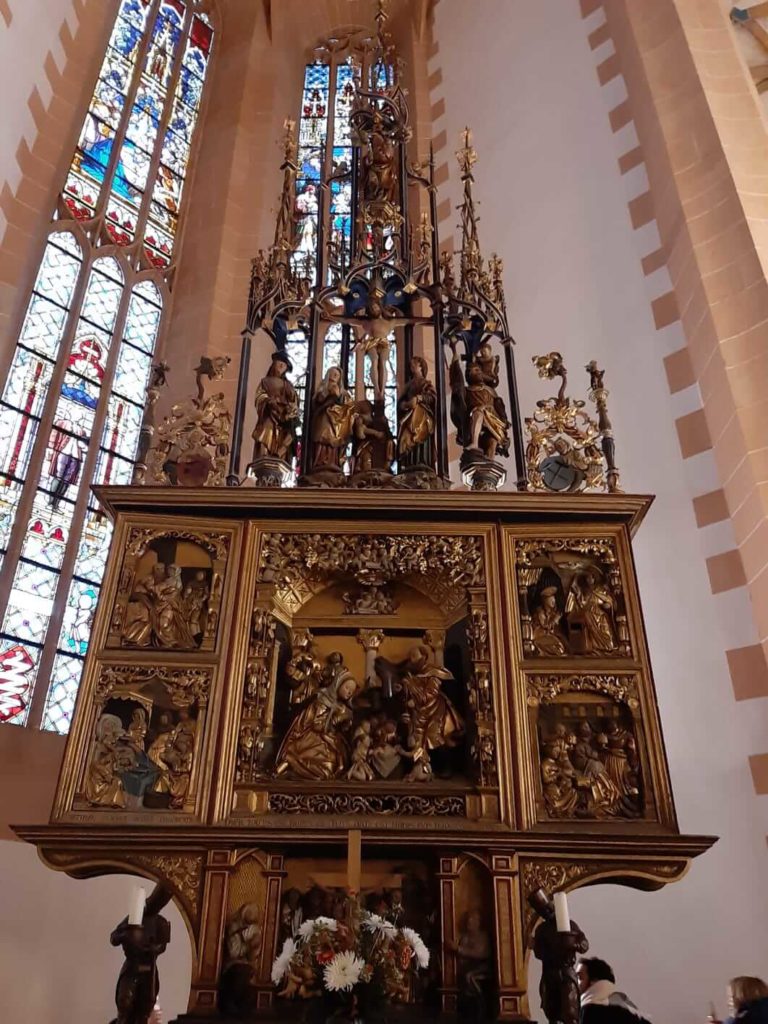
553, 891, 570, 933
128, 884, 147, 926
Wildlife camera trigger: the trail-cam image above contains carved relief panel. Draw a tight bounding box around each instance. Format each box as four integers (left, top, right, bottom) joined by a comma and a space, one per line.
108, 526, 231, 652
63, 663, 213, 823
526, 672, 653, 823
224, 525, 507, 826
512, 536, 632, 659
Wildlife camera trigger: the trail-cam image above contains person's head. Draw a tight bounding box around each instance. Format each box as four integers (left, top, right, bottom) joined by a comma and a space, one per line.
576, 958, 615, 995
337, 675, 357, 701
728, 977, 768, 1013
410, 355, 428, 379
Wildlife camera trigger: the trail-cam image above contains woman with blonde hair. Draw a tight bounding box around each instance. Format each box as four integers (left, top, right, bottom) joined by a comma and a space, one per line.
709, 977, 768, 1023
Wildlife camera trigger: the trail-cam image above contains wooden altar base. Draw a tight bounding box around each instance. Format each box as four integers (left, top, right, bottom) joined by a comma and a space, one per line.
14, 488, 716, 1022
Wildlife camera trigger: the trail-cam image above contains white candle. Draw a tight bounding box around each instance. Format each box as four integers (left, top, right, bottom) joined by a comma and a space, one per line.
554, 891, 570, 933
128, 885, 147, 926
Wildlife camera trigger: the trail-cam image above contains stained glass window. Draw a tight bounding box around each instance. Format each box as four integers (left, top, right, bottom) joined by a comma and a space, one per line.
0, 1, 213, 734
295, 52, 397, 444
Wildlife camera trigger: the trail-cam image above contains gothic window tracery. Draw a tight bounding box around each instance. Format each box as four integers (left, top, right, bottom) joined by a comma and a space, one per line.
0, 0, 214, 733
293, 52, 398, 441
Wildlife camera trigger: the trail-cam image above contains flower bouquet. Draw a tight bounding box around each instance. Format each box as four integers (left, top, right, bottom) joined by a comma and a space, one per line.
271, 902, 430, 1022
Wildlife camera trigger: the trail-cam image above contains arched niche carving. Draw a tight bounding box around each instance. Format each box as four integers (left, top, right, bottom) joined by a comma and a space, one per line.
109, 528, 230, 652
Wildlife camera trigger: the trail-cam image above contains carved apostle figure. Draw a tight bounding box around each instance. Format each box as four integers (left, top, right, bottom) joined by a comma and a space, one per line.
565, 570, 617, 653
360, 109, 398, 206
378, 643, 464, 782
449, 342, 510, 461
309, 366, 356, 471
351, 399, 394, 475
397, 356, 437, 470
532, 586, 568, 656
85, 713, 128, 808
251, 350, 299, 463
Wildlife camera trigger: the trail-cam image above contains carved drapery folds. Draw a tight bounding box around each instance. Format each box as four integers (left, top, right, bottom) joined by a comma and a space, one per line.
515, 537, 631, 659
111, 528, 230, 652
224, 530, 500, 816
527, 672, 648, 822
80, 664, 213, 816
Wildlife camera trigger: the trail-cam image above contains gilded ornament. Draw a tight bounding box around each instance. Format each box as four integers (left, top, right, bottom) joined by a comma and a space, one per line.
267, 792, 465, 816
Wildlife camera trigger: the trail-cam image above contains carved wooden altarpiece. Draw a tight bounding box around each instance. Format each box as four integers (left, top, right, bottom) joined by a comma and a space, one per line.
14, 5, 713, 1020
16, 487, 713, 1022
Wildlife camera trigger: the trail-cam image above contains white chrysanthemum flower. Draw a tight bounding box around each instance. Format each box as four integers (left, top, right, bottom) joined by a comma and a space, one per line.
298, 916, 338, 940
362, 913, 397, 939
271, 937, 296, 985
323, 950, 365, 992
401, 927, 430, 969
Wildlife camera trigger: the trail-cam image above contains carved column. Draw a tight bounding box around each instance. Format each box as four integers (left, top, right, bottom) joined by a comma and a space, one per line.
491, 851, 532, 1022
466, 588, 498, 795
356, 628, 385, 687
238, 592, 279, 780
437, 855, 460, 1015
253, 853, 287, 1011
187, 850, 235, 1017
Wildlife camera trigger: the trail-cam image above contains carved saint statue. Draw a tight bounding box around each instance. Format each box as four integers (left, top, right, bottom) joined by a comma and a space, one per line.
397, 356, 437, 470
274, 671, 360, 780
351, 399, 395, 475
360, 109, 398, 207
565, 570, 617, 653
449, 342, 510, 461
453, 909, 492, 999
123, 563, 197, 650
309, 366, 356, 471
251, 350, 299, 463
532, 586, 568, 656
378, 643, 464, 781
85, 713, 129, 808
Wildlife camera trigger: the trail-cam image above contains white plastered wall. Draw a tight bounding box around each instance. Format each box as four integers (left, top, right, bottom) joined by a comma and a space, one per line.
430, 1, 768, 1021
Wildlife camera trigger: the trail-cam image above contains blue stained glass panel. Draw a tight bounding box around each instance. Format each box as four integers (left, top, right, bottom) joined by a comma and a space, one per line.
80, 263, 123, 330
114, 140, 152, 198
18, 297, 69, 360
42, 653, 85, 734
73, 511, 113, 584
111, 7, 147, 56
161, 127, 190, 177
126, 82, 164, 151
113, 341, 153, 401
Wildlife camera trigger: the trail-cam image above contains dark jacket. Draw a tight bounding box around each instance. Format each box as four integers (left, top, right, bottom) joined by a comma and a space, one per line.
581, 1006, 651, 1024
728, 997, 768, 1024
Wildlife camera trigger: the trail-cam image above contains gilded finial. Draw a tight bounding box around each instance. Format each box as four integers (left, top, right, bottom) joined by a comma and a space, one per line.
456, 127, 477, 179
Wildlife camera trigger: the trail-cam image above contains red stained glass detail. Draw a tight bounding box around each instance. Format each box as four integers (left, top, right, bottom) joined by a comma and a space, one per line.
63, 196, 93, 222
144, 246, 170, 269
0, 644, 35, 722
190, 15, 212, 55
31, 520, 44, 534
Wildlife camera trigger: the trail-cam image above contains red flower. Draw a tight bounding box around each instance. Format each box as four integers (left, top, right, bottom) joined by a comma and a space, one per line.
316, 949, 334, 965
